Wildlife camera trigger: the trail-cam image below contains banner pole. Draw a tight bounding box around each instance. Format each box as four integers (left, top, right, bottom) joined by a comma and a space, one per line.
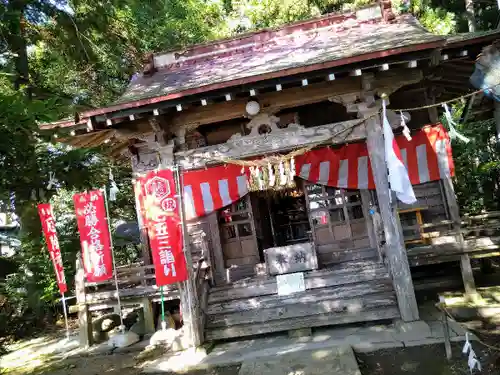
102, 187, 124, 331
160, 286, 166, 330
173, 166, 197, 346
61, 292, 70, 340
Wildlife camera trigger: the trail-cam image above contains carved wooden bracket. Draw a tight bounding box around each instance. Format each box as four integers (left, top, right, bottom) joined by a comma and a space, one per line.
243, 113, 282, 136
131, 150, 160, 174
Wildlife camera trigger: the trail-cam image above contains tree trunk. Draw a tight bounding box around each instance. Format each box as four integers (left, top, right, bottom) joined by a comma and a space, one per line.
464, 0, 477, 32
5, 0, 30, 96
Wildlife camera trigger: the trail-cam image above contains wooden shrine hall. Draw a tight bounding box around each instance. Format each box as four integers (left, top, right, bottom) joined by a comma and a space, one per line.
42, 1, 500, 346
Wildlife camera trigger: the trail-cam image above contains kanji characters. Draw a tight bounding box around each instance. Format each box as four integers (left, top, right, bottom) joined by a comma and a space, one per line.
38, 203, 67, 293
85, 213, 99, 227
73, 191, 112, 283
159, 248, 175, 265
49, 233, 59, 251
45, 217, 56, 233
164, 263, 176, 277
93, 264, 108, 277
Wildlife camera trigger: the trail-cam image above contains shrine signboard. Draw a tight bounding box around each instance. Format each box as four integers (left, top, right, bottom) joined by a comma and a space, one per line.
264, 242, 318, 276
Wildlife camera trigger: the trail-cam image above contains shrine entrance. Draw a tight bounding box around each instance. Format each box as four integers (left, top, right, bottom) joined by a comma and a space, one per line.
252, 187, 311, 248
217, 183, 312, 283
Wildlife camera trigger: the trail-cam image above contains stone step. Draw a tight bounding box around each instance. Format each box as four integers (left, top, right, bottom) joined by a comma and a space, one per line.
237, 345, 361, 375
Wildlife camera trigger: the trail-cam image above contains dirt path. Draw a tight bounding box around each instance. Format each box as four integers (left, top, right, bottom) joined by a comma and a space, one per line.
0, 334, 241, 375
357, 343, 499, 375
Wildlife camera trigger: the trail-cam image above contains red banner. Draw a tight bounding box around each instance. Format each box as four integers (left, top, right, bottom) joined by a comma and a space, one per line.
139, 169, 188, 286
38, 204, 67, 293
73, 190, 113, 283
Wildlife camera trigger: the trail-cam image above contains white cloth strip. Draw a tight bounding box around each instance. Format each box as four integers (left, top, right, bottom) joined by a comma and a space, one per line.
318, 161, 330, 186
435, 139, 451, 178
183, 185, 196, 218
237, 175, 248, 198
416, 144, 430, 183
338, 159, 348, 188
357, 156, 369, 189
218, 179, 232, 207
400, 148, 408, 169
299, 163, 311, 180
200, 182, 214, 213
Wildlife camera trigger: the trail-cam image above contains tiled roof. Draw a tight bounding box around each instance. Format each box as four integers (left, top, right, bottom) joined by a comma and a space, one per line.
113, 15, 444, 106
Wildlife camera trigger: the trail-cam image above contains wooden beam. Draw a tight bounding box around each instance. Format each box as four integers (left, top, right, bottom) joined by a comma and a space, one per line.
365, 106, 419, 322
441, 177, 477, 297
169, 69, 423, 130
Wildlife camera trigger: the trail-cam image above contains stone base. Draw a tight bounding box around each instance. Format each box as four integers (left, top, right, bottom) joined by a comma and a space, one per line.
149, 327, 192, 352
288, 328, 312, 338
238, 346, 360, 375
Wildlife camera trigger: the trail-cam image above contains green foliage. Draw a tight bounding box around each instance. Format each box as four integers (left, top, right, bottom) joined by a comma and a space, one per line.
222, 0, 373, 32
452, 117, 500, 214
441, 103, 500, 214
418, 6, 456, 35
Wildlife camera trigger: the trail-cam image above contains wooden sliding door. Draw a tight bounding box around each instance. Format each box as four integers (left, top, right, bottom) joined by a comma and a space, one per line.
305, 184, 373, 266
218, 196, 260, 281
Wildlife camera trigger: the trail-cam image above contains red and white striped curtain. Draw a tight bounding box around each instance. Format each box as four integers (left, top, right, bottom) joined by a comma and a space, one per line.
295, 124, 454, 189
181, 124, 454, 219
183, 164, 248, 220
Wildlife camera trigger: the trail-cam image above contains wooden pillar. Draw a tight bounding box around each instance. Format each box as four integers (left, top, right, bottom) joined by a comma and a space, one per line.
364, 105, 420, 322
176, 172, 202, 347
207, 212, 226, 286
441, 177, 477, 296
133, 182, 152, 266
142, 297, 156, 333
75, 254, 93, 347
360, 190, 383, 260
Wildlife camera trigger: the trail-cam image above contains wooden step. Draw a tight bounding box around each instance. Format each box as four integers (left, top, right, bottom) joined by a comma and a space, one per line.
208, 279, 393, 315
210, 259, 386, 293
207, 292, 396, 328
208, 265, 390, 304
206, 305, 399, 341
